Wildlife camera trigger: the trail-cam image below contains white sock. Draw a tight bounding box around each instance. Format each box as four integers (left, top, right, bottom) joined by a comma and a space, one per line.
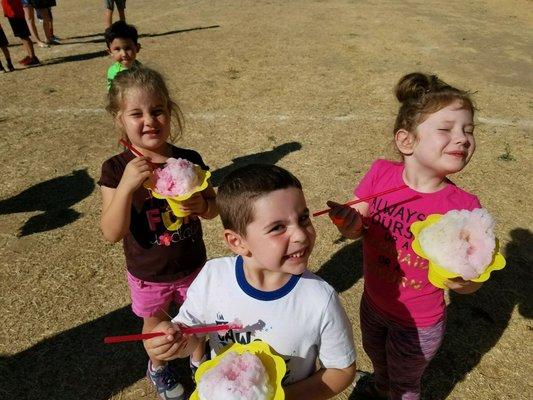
150, 361, 167, 373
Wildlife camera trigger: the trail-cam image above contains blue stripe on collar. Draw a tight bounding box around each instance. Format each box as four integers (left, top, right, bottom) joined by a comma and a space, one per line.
235, 255, 301, 301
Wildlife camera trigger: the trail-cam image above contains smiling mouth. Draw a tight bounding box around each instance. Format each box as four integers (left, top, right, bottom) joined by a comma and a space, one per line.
285, 249, 307, 260
447, 151, 466, 158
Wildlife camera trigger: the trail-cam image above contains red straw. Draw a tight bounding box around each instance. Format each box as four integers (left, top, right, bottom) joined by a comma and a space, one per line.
104, 332, 166, 344
103, 324, 242, 344
181, 323, 242, 335
312, 184, 409, 217
119, 139, 158, 168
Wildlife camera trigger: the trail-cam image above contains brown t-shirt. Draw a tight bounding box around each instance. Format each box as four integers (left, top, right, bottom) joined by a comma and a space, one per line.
98, 145, 208, 282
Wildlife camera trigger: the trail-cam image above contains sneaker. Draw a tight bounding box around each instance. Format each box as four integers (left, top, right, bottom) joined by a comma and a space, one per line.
19, 56, 31, 65
50, 36, 61, 44
352, 371, 388, 399
146, 361, 185, 400
20, 56, 40, 67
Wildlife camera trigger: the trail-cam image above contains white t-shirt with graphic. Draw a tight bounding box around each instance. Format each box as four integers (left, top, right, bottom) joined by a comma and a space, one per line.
173, 256, 356, 384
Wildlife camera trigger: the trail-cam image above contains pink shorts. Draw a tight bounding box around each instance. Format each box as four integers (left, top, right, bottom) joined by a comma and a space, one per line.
126, 269, 200, 318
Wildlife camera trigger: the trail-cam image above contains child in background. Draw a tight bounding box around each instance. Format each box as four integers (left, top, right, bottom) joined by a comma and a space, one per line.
146, 164, 357, 400
327, 72, 483, 399
1, 0, 40, 66
104, 20, 140, 90
104, 0, 126, 29
0, 23, 15, 71
98, 67, 218, 400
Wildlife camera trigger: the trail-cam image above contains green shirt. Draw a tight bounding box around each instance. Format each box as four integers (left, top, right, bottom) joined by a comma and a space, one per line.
106, 60, 142, 90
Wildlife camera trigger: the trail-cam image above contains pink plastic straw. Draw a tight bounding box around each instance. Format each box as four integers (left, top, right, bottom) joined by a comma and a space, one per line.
119, 138, 157, 168
312, 184, 409, 217
181, 323, 242, 335
103, 324, 242, 344
104, 332, 166, 344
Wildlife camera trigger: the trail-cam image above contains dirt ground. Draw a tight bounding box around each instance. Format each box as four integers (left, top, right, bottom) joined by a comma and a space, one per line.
1, 0, 531, 399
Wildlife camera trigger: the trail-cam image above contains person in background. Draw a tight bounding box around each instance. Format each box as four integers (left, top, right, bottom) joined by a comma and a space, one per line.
1, 0, 40, 67
104, 0, 126, 29
104, 20, 140, 90
0, 22, 15, 71
21, 0, 48, 47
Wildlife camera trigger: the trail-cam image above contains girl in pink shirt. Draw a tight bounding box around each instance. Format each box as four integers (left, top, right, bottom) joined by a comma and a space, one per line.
327, 72, 483, 400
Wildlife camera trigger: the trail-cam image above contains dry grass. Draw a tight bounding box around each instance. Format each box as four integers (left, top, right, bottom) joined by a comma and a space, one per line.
0, 0, 531, 399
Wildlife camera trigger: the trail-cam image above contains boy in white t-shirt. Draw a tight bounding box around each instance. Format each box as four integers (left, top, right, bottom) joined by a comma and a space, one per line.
146, 164, 356, 399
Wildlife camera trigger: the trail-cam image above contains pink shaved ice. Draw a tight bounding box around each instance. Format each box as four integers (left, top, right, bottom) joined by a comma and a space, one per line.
198, 351, 273, 400
153, 158, 200, 196
419, 208, 496, 280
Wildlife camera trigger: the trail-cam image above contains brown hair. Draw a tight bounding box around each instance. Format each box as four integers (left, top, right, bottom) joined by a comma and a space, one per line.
106, 66, 184, 142
216, 164, 303, 236
393, 72, 475, 134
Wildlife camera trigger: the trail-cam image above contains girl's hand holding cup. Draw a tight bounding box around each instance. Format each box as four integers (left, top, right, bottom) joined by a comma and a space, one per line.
179, 192, 208, 216
444, 277, 483, 294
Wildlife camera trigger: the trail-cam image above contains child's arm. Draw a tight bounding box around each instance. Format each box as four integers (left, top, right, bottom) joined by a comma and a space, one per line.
284, 362, 356, 400
145, 321, 201, 361
100, 157, 153, 243
445, 277, 483, 294
179, 183, 218, 220
326, 198, 368, 240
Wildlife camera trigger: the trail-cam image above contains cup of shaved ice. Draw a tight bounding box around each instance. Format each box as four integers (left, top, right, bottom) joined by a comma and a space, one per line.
190, 341, 286, 400
411, 208, 506, 289
144, 158, 211, 230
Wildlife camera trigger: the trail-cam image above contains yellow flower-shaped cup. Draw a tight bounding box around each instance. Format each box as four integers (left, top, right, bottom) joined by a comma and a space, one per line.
410, 214, 506, 289
190, 341, 286, 400
144, 167, 211, 231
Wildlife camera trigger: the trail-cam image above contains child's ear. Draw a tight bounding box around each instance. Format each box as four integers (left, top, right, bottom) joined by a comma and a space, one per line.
106, 48, 112, 56
223, 229, 251, 257
136, 43, 141, 52
395, 129, 416, 155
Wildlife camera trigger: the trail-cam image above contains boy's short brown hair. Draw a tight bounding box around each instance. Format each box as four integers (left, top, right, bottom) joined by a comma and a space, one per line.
216, 164, 302, 236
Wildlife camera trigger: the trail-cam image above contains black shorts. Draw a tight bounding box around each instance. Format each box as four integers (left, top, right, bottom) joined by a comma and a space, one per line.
0, 27, 8, 48
30, 0, 56, 8
8, 17, 31, 39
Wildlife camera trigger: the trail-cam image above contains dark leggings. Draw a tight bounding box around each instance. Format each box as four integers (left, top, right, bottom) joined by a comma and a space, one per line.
360, 295, 445, 400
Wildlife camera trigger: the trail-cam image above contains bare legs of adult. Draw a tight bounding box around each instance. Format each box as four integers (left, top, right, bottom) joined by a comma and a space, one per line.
35, 7, 52, 43
23, 5, 48, 47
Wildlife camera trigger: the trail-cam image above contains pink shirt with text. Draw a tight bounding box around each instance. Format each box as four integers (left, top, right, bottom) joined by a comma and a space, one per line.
355, 159, 481, 327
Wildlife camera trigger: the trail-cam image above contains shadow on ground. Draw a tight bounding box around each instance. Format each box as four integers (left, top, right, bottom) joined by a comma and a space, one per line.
57, 25, 221, 46
0, 305, 194, 399
210, 141, 302, 186
315, 239, 363, 294
0, 169, 94, 236
421, 227, 532, 399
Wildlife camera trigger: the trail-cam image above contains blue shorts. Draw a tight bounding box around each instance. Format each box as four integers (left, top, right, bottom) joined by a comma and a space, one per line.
105, 0, 126, 10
